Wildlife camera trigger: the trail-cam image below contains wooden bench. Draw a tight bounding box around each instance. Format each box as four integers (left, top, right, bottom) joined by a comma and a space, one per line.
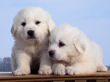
0, 71, 110, 82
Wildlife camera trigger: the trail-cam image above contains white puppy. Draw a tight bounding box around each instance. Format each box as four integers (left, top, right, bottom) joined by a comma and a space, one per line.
48, 24, 107, 75
11, 7, 55, 75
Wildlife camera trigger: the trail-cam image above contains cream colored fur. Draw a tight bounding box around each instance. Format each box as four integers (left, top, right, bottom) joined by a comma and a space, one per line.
11, 7, 55, 75
47, 24, 107, 75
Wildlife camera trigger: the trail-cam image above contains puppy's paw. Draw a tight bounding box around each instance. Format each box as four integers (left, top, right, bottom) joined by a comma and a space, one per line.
66, 66, 80, 75
38, 66, 52, 75
97, 65, 108, 72
53, 64, 65, 75
13, 68, 30, 76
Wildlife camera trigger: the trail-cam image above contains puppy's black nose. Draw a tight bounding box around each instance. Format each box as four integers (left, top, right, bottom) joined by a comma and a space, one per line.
27, 30, 34, 37
49, 50, 55, 57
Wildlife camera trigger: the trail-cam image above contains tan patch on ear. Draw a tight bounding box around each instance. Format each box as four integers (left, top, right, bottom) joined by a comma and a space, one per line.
47, 29, 50, 36
46, 29, 50, 46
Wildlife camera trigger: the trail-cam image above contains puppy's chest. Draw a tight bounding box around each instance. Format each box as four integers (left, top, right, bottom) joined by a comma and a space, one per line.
25, 45, 39, 56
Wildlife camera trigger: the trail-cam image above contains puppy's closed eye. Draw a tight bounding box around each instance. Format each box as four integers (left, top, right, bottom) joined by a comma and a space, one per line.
59, 41, 65, 48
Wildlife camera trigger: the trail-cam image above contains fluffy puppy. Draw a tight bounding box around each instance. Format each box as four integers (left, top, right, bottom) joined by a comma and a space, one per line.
48, 24, 107, 75
11, 7, 55, 75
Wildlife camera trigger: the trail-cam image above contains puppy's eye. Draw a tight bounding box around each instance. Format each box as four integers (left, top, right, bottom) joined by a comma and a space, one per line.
21, 22, 26, 27
59, 41, 65, 47
35, 21, 41, 25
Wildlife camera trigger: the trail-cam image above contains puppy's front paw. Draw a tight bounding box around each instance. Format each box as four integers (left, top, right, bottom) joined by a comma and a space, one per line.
66, 66, 80, 75
97, 65, 108, 72
53, 64, 65, 75
38, 66, 52, 75
13, 68, 30, 76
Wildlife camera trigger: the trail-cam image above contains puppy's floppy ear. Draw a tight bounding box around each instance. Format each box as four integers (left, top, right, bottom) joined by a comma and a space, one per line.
73, 39, 85, 54
11, 25, 16, 36
46, 16, 56, 33
47, 29, 50, 37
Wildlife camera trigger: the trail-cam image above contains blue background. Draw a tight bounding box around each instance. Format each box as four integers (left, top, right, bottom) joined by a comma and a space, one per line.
0, 0, 110, 65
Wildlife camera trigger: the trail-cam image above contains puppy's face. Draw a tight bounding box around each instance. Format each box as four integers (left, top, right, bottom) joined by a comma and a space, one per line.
11, 7, 55, 43
48, 35, 75, 62
48, 25, 85, 62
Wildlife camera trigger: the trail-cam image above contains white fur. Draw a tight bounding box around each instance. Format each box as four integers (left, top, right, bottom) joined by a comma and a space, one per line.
48, 24, 107, 75
11, 7, 55, 75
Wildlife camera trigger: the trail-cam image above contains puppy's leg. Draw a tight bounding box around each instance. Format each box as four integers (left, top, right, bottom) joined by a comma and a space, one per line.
52, 63, 65, 75
38, 53, 52, 75
12, 50, 31, 76
11, 50, 17, 72
66, 62, 97, 75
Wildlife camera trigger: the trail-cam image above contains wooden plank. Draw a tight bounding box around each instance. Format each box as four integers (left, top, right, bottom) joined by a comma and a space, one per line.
65, 80, 75, 82
75, 80, 86, 82
0, 71, 110, 81
0, 76, 110, 81
96, 80, 108, 82
53, 81, 65, 82
0, 75, 110, 80
87, 80, 96, 82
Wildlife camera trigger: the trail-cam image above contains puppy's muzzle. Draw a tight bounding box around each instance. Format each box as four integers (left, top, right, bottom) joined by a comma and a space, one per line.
27, 30, 35, 39
49, 50, 55, 58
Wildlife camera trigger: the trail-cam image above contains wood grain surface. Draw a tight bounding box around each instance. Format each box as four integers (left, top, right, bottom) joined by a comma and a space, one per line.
0, 71, 110, 82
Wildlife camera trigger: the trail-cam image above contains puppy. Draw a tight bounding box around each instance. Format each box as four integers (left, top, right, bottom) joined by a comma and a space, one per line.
48, 24, 107, 75
11, 7, 55, 75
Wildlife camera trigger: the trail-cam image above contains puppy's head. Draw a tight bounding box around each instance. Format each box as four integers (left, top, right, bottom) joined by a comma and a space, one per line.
11, 7, 55, 43
48, 24, 86, 63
